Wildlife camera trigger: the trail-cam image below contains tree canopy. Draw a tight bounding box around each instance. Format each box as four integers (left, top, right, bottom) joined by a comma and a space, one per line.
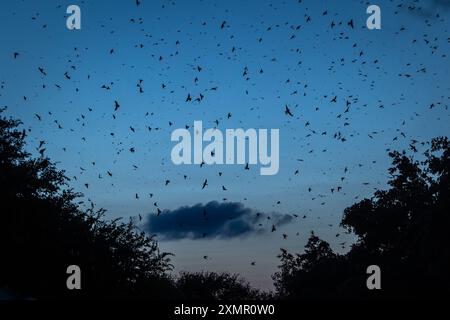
2, 110, 449, 299
273, 137, 450, 299
0, 111, 176, 298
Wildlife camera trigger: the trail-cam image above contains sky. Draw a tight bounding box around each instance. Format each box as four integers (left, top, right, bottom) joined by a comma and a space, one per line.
0, 0, 449, 290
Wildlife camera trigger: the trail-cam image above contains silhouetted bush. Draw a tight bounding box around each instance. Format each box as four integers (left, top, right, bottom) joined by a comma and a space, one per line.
176, 271, 270, 300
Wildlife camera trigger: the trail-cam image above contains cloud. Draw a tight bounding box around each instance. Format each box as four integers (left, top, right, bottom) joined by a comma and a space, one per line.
144, 201, 292, 240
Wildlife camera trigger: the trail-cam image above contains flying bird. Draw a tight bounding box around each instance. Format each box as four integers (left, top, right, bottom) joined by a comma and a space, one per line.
284, 105, 293, 117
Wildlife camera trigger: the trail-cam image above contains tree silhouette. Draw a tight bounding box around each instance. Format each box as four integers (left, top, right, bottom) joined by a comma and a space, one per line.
3, 108, 449, 300
273, 233, 352, 299
0, 110, 176, 299
176, 271, 269, 300
274, 137, 450, 299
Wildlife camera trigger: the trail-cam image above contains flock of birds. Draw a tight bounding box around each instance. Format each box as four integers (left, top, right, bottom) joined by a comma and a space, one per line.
1, 0, 449, 269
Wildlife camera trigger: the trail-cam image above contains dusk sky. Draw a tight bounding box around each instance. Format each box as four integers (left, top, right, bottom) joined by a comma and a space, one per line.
1, 0, 449, 289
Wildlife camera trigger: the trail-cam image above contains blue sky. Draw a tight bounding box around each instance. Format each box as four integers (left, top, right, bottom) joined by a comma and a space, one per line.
1, 0, 449, 289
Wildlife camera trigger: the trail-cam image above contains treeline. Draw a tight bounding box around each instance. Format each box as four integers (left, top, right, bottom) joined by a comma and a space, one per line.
1, 111, 449, 299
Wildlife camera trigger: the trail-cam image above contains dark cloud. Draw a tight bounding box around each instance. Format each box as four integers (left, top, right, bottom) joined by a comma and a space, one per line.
144, 201, 292, 240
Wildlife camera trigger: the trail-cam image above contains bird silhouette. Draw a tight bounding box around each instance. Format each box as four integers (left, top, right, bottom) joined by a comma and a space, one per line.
284, 105, 293, 117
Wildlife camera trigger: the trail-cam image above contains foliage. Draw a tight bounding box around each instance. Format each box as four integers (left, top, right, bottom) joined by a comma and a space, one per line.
0, 112, 176, 298
176, 271, 269, 300
274, 137, 450, 299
